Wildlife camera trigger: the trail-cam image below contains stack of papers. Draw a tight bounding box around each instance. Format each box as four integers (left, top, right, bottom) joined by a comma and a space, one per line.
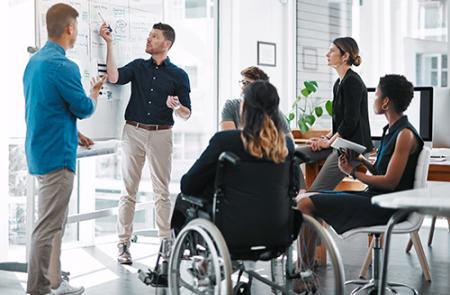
77, 140, 119, 158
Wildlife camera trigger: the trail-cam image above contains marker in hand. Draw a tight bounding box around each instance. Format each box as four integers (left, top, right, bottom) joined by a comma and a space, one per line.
98, 12, 112, 32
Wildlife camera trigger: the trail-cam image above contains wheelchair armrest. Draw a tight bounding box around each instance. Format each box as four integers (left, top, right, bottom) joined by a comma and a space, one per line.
180, 193, 207, 208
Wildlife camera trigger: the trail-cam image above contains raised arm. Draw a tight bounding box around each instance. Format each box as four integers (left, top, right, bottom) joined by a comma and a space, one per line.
99, 23, 119, 83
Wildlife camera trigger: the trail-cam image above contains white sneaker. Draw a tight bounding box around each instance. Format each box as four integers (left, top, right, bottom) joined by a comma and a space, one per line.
51, 279, 85, 295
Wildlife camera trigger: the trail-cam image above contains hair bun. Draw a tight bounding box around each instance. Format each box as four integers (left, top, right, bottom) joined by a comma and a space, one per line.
353, 55, 362, 66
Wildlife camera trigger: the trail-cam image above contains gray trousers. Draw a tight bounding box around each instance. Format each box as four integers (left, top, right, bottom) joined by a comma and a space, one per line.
296, 146, 346, 192
26, 168, 74, 295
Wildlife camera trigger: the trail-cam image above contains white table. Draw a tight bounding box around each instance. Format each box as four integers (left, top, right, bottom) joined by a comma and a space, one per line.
371, 181, 450, 295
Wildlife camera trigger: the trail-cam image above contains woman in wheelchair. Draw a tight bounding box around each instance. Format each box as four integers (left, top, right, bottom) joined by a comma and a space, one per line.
171, 80, 297, 234
297, 75, 423, 271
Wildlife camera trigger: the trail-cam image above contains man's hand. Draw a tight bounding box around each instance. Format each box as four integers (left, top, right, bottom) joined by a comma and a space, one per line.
99, 23, 113, 43
166, 95, 181, 110
78, 132, 94, 148
90, 75, 107, 100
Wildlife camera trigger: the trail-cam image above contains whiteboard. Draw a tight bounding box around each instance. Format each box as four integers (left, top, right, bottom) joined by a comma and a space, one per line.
35, 0, 162, 139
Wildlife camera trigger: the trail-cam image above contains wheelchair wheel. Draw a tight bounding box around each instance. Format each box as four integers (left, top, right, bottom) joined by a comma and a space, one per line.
294, 214, 345, 295
232, 282, 250, 295
169, 218, 233, 295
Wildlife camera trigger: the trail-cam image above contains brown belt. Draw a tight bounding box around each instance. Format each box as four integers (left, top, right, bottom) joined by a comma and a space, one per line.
126, 120, 172, 131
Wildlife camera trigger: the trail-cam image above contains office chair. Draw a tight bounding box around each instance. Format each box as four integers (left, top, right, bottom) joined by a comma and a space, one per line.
338, 146, 431, 295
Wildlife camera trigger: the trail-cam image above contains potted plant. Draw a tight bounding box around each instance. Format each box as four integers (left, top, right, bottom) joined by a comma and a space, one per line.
287, 81, 333, 138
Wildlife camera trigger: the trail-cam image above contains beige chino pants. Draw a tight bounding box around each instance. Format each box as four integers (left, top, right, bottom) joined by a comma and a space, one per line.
117, 124, 173, 243
26, 168, 74, 295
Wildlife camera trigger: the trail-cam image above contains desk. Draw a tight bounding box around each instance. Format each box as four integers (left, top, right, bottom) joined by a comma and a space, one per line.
372, 181, 450, 295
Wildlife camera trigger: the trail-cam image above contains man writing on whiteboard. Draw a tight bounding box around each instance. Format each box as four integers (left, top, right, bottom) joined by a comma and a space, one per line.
24, 3, 106, 295
99, 22, 191, 264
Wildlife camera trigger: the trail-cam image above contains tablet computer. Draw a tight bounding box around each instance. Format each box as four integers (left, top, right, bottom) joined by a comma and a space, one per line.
331, 137, 366, 154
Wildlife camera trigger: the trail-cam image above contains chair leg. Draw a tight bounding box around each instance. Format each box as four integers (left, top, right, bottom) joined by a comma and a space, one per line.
405, 238, 413, 253
359, 238, 374, 279
410, 231, 432, 282
428, 216, 437, 246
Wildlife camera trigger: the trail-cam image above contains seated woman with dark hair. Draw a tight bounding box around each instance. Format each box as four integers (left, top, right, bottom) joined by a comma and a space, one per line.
296, 74, 423, 281
171, 80, 297, 233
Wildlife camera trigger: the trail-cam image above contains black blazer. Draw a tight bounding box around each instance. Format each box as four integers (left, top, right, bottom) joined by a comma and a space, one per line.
332, 68, 373, 151
181, 130, 297, 199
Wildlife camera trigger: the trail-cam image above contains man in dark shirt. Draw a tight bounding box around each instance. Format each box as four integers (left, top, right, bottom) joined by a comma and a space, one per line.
100, 22, 191, 264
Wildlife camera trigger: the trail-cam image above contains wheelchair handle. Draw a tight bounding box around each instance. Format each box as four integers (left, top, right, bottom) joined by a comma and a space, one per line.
218, 151, 240, 165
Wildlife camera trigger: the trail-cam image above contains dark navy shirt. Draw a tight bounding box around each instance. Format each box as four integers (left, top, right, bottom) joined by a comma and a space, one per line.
116, 57, 191, 125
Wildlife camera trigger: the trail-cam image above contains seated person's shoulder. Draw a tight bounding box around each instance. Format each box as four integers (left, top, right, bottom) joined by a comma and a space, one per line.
285, 136, 295, 150
396, 128, 419, 149
211, 129, 241, 143
222, 99, 241, 112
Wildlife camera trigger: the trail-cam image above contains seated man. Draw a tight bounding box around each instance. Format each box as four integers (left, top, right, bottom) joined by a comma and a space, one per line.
296, 74, 423, 288
219, 66, 290, 134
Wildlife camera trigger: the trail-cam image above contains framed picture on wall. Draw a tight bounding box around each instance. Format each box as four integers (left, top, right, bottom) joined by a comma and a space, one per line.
302, 47, 318, 70
257, 41, 276, 67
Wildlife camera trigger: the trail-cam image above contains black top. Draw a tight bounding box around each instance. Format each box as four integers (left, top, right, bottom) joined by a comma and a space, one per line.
181, 130, 297, 199
116, 57, 191, 125
369, 115, 424, 194
332, 68, 373, 152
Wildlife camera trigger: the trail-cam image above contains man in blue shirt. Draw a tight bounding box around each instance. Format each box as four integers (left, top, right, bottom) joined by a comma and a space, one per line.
24, 4, 106, 295
100, 22, 191, 264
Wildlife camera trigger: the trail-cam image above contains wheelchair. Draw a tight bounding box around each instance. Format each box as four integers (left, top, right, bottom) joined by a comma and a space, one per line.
141, 151, 345, 294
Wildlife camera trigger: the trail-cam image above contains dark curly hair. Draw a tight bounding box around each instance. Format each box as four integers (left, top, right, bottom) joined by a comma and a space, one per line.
240, 66, 269, 81
378, 74, 414, 113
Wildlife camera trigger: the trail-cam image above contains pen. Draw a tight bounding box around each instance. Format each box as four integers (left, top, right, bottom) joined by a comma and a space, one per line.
98, 12, 112, 32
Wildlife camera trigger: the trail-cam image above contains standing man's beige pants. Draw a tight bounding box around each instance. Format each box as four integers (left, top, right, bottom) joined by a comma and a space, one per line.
117, 123, 173, 244
26, 168, 73, 295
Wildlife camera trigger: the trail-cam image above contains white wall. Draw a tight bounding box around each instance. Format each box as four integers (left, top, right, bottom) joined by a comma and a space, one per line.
219, 0, 296, 115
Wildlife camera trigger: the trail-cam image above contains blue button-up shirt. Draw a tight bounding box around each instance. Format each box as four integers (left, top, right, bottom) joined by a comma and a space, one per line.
117, 57, 191, 125
23, 41, 96, 175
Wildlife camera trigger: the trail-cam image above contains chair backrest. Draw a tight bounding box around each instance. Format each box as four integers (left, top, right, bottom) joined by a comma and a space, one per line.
403, 146, 432, 231
413, 146, 431, 189
213, 152, 300, 259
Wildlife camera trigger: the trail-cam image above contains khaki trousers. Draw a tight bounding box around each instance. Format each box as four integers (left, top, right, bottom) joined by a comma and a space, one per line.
117, 124, 173, 242
26, 168, 74, 295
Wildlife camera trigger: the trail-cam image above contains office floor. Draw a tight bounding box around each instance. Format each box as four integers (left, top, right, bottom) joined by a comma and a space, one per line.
1, 225, 449, 295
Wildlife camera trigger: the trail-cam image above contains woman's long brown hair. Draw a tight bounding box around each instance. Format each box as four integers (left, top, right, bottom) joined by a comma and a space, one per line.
240, 81, 288, 163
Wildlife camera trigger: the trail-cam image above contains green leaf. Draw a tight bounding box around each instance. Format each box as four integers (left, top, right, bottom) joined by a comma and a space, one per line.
298, 118, 309, 132
310, 81, 318, 88
304, 81, 317, 93
314, 106, 323, 117
305, 115, 316, 126
301, 88, 310, 97
287, 112, 295, 121
325, 100, 333, 115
